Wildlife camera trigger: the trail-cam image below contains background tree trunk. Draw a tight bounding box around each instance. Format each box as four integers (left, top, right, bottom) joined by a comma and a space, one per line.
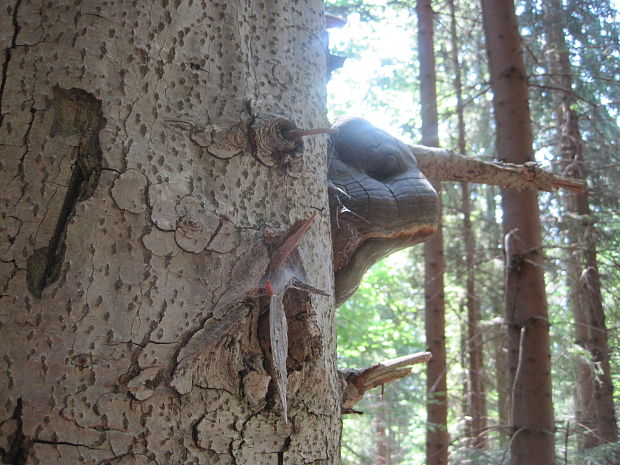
374, 397, 390, 465
491, 318, 511, 446
480, 0, 556, 463
543, 0, 618, 449
0, 1, 340, 464
448, 0, 487, 449
417, 1, 449, 464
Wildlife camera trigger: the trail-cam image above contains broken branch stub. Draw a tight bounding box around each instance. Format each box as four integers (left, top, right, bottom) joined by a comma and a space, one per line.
340, 352, 432, 412
166, 115, 333, 170
250, 114, 303, 167
258, 215, 327, 423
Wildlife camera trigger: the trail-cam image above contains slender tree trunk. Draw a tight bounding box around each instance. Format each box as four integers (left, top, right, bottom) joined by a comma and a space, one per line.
448, 0, 487, 449
374, 397, 390, 465
544, 0, 618, 449
417, 2, 449, 464
482, 182, 512, 448
0, 1, 340, 464
491, 318, 511, 446
480, 1, 556, 464
459, 308, 471, 438
482, 185, 511, 447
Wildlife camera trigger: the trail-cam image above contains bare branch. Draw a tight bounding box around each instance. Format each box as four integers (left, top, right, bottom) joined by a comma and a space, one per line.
410, 145, 586, 193
340, 352, 432, 411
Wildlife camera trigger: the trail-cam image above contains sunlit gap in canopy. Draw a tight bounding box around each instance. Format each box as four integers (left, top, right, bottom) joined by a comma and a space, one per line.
327, 10, 418, 142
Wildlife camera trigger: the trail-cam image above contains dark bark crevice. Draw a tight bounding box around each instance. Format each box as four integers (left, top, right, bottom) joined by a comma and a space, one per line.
0, 399, 31, 465
0, 0, 22, 127
26, 87, 105, 298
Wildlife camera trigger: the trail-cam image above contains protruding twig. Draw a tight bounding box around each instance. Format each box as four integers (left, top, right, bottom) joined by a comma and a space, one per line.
410, 144, 587, 193
284, 127, 339, 140
340, 352, 432, 411
268, 214, 317, 273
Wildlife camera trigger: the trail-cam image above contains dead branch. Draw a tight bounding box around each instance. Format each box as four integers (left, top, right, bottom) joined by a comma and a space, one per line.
410, 145, 586, 193
340, 352, 432, 412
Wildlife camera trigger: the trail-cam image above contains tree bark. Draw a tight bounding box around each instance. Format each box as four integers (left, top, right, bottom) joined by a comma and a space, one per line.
448, 0, 487, 449
490, 318, 511, 447
544, 0, 618, 448
480, 1, 556, 463
374, 397, 390, 465
0, 1, 340, 464
417, 1, 449, 464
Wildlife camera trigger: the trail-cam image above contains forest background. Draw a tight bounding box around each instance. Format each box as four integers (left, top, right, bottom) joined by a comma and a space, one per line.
325, 0, 620, 464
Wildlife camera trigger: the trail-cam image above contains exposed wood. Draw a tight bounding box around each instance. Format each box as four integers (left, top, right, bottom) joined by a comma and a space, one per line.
329, 118, 438, 306
261, 214, 321, 423
340, 352, 432, 411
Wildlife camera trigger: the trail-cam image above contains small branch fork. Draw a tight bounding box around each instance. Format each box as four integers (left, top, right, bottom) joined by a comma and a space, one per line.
340, 352, 432, 412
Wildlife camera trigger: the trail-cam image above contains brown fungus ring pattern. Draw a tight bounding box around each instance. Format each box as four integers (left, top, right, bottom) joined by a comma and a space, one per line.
328, 118, 439, 306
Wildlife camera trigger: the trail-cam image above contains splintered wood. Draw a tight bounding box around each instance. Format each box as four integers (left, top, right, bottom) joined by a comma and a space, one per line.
340, 352, 432, 412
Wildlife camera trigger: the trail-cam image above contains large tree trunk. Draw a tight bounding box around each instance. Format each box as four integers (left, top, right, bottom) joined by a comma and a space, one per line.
543, 0, 618, 449
448, 0, 487, 449
480, 1, 556, 464
417, 2, 449, 464
0, 1, 340, 464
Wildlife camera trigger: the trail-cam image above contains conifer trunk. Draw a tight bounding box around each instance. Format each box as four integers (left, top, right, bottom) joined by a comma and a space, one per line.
480, 1, 556, 463
417, 1, 449, 464
374, 398, 390, 465
448, 0, 487, 449
544, 0, 618, 448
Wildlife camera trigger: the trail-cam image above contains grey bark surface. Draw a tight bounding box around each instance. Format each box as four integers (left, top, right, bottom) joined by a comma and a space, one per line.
0, 1, 340, 464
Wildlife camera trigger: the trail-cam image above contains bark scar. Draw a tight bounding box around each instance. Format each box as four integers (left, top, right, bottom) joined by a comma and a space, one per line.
0, 398, 31, 465
0, 0, 23, 127
26, 87, 106, 298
